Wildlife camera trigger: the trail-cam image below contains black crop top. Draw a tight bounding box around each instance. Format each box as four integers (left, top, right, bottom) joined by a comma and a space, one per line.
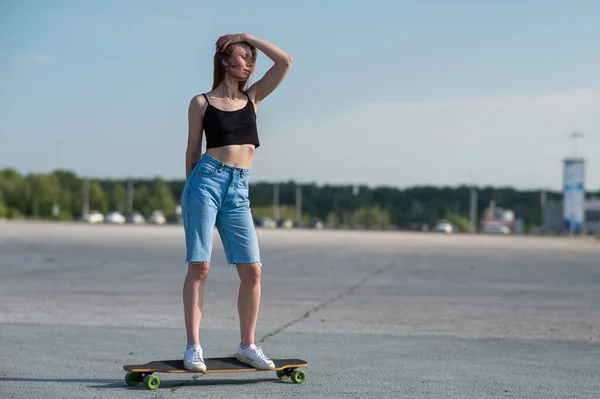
202, 93, 260, 149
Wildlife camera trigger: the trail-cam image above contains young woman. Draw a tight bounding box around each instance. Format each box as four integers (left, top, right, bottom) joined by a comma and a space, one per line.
180, 33, 292, 371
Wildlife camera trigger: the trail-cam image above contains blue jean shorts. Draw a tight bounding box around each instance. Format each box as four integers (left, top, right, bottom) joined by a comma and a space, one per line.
181, 154, 261, 266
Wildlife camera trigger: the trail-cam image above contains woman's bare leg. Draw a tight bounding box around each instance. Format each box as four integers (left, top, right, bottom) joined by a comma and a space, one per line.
236, 262, 261, 345
183, 262, 210, 344
234, 262, 274, 370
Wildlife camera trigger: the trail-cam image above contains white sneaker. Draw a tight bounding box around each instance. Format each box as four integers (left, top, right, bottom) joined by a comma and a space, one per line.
183, 346, 206, 372
236, 344, 275, 370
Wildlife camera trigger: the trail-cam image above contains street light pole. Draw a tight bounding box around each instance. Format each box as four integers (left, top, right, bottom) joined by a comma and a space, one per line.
273, 182, 280, 220
295, 184, 302, 223
570, 132, 584, 157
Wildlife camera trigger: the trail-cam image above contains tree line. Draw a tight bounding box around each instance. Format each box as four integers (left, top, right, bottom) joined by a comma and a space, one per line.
2, 168, 597, 231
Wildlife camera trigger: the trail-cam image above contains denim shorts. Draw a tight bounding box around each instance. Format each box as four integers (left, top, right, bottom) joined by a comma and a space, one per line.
181, 154, 261, 266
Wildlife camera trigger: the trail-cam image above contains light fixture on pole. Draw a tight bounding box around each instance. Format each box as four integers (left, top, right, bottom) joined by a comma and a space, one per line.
569, 132, 584, 157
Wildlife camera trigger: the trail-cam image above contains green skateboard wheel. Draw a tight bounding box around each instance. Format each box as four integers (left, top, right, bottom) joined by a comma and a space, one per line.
276, 369, 289, 381
290, 369, 306, 384
143, 375, 160, 390
125, 372, 140, 386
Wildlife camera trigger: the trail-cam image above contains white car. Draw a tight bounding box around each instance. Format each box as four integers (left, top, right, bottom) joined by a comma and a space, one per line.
81, 210, 104, 224
104, 211, 126, 224
147, 210, 166, 225
482, 224, 511, 235
126, 211, 146, 224
433, 219, 454, 234
254, 218, 277, 228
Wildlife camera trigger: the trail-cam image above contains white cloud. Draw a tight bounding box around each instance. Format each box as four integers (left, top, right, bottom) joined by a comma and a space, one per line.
28, 53, 50, 63
252, 90, 600, 190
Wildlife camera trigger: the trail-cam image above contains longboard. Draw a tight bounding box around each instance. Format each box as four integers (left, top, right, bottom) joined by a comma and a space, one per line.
123, 357, 308, 390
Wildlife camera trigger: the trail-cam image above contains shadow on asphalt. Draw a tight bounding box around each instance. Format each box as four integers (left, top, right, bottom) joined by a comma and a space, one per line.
0, 376, 290, 390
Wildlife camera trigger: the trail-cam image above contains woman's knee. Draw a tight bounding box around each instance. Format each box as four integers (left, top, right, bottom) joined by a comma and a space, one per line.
237, 262, 261, 285
187, 261, 210, 281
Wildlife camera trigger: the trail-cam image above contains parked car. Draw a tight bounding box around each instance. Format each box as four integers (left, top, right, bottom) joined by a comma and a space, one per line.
125, 211, 146, 224
433, 219, 455, 234
104, 211, 125, 224
308, 218, 324, 230
481, 224, 511, 235
81, 210, 104, 224
408, 222, 430, 232
167, 213, 183, 225
147, 210, 166, 225
277, 218, 293, 229
254, 218, 277, 228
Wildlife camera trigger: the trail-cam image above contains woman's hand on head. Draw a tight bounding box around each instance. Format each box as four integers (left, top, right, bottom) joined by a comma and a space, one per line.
216, 33, 248, 51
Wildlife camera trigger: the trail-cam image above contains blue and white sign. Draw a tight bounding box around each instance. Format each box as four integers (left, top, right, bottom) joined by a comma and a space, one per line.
563, 158, 585, 231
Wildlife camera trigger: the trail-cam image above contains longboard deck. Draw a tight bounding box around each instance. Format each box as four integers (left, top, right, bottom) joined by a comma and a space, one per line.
124, 357, 308, 389
124, 357, 308, 374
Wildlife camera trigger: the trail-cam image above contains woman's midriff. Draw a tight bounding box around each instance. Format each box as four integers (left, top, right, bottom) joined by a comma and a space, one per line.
205, 144, 256, 169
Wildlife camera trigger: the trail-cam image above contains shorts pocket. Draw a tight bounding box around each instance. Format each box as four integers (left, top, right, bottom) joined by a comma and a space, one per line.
199, 164, 217, 177
237, 174, 249, 189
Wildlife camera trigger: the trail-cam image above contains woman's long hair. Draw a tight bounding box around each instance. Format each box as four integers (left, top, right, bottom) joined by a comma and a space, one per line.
212, 42, 257, 92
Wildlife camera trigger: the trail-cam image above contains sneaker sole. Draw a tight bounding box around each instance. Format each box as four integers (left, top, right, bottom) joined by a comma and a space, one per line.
235, 354, 275, 370
183, 362, 206, 372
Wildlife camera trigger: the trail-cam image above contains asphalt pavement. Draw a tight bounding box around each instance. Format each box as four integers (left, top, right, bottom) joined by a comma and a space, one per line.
1, 221, 599, 398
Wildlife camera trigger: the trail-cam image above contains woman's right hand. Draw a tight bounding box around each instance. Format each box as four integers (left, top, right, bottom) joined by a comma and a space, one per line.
215, 33, 248, 51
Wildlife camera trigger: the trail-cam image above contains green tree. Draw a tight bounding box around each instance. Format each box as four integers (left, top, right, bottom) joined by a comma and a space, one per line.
134, 185, 151, 215
325, 212, 339, 228
89, 181, 108, 213
150, 178, 176, 216
52, 169, 81, 219
109, 183, 127, 213
2, 166, 599, 227
0, 169, 30, 216
28, 174, 62, 218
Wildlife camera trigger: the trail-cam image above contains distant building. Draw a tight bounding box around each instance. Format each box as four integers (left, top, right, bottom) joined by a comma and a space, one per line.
584, 199, 600, 235
542, 200, 563, 234
542, 198, 600, 235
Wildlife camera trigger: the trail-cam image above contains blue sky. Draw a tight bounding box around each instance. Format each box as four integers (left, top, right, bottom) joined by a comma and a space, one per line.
1, 0, 599, 190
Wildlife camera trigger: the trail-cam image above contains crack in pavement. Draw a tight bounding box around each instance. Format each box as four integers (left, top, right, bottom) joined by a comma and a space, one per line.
258, 260, 396, 343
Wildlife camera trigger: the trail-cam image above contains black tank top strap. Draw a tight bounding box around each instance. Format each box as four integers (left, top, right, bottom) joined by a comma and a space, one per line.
201, 93, 210, 104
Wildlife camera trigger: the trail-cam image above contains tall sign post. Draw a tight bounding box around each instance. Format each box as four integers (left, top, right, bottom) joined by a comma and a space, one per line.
562, 158, 585, 234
